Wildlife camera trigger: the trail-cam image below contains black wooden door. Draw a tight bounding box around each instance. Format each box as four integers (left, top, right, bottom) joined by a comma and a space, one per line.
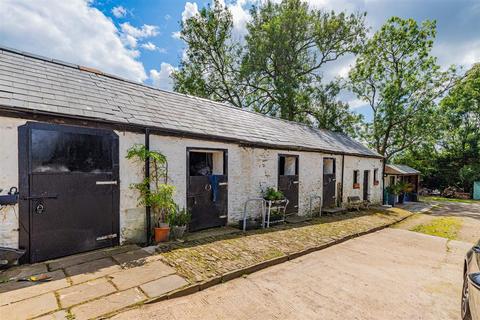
20, 123, 119, 263
278, 175, 299, 214
363, 170, 369, 201
278, 155, 299, 214
323, 159, 336, 208
187, 175, 228, 231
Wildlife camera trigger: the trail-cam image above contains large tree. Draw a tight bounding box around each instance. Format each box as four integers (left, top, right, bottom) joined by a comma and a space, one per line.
243, 0, 366, 122
439, 64, 480, 191
349, 17, 457, 160
172, 0, 245, 108
173, 0, 366, 135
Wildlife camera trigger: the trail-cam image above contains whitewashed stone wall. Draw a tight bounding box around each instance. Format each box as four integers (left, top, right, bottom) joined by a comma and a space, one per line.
0, 116, 384, 248
342, 156, 384, 204
0, 117, 25, 248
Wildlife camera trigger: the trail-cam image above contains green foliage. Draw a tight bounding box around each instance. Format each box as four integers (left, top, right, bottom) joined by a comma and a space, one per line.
263, 187, 285, 201
173, 0, 365, 135
172, 0, 244, 107
243, 0, 366, 122
167, 206, 192, 227
126, 144, 175, 227
394, 64, 479, 192
349, 17, 458, 160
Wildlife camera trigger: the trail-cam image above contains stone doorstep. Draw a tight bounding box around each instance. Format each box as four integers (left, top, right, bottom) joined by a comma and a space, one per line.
0, 263, 48, 283
0, 292, 58, 320
57, 277, 117, 308
70, 288, 146, 320
0, 270, 68, 306
111, 249, 152, 267
47, 245, 140, 271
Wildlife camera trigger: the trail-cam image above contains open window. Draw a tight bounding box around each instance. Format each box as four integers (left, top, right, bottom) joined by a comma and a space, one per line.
353, 170, 360, 189
189, 150, 225, 176
323, 158, 335, 175
279, 155, 298, 176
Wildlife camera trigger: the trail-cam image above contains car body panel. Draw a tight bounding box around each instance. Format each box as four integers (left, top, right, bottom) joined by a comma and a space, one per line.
465, 240, 480, 319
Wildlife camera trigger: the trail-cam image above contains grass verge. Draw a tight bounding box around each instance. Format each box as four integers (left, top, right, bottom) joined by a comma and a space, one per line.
420, 196, 479, 204
410, 217, 462, 240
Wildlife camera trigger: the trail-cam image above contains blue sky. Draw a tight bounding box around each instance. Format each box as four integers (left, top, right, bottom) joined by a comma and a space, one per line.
1, 0, 479, 120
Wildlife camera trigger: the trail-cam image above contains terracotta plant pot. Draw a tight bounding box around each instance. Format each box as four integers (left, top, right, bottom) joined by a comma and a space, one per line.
154, 226, 170, 243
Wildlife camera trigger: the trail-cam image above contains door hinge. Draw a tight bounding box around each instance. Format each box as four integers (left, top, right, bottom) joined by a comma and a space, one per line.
96, 233, 118, 241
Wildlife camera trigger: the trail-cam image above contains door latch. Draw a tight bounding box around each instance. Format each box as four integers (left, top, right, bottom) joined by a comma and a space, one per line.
35, 203, 45, 214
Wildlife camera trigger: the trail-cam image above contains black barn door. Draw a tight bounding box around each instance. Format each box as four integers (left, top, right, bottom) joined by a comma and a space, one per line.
363, 170, 369, 201
278, 155, 299, 214
19, 123, 119, 263
323, 158, 336, 208
187, 149, 228, 231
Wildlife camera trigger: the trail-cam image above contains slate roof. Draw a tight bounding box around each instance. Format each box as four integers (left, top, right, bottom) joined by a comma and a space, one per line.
385, 164, 420, 175
0, 46, 381, 158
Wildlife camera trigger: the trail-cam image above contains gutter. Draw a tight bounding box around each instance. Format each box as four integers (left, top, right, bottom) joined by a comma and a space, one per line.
0, 106, 384, 160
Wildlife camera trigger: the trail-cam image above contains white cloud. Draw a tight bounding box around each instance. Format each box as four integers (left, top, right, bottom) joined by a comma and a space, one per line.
140, 42, 167, 53
347, 98, 368, 109
150, 63, 176, 91
111, 5, 127, 18
171, 31, 181, 39
120, 22, 159, 39
122, 34, 137, 48
182, 2, 199, 23
141, 41, 158, 51
0, 0, 146, 82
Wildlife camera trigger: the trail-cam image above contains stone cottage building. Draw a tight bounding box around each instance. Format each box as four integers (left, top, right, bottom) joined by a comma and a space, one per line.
0, 47, 384, 263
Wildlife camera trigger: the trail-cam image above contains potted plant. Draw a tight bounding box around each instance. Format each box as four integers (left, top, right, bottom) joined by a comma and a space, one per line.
385, 184, 400, 206
396, 181, 414, 204
168, 206, 191, 240
263, 187, 285, 202
263, 187, 287, 222
126, 144, 175, 243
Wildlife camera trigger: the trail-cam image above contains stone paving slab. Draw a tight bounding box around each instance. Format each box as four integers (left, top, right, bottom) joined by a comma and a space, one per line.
66, 257, 122, 285
70, 288, 146, 320
0, 292, 58, 320
57, 277, 116, 308
0, 270, 67, 306
33, 310, 68, 320
140, 274, 188, 298
109, 260, 176, 291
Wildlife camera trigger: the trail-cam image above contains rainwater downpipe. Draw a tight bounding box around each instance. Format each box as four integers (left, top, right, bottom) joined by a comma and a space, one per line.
382, 159, 386, 205
340, 154, 345, 206
145, 128, 151, 245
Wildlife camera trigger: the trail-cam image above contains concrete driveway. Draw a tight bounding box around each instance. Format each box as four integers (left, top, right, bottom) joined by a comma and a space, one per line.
112, 228, 471, 320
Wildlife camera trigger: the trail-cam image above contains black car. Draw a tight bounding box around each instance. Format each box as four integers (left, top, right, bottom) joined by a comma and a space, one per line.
463, 240, 480, 320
